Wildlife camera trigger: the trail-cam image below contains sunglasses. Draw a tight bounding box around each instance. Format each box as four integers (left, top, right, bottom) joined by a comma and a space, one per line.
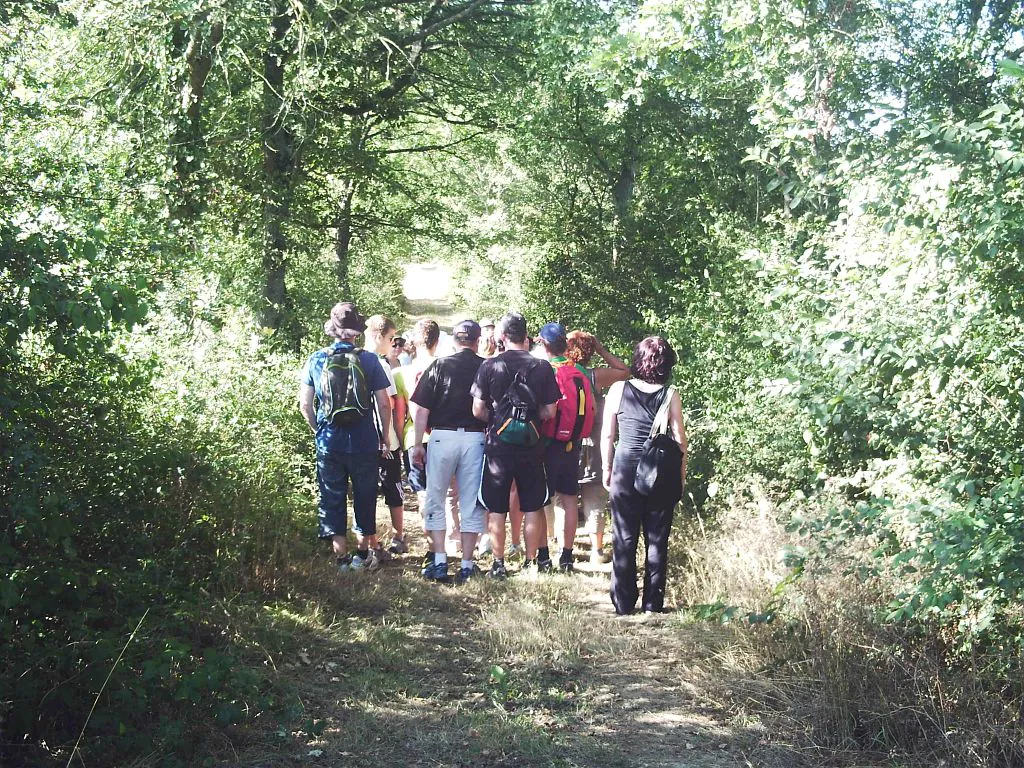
392, 338, 405, 348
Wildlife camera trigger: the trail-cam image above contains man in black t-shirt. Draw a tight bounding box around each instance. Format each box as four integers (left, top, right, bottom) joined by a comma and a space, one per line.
410, 320, 488, 583
471, 312, 560, 578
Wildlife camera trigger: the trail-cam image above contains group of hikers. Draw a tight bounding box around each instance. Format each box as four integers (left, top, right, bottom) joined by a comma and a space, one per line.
298, 302, 688, 615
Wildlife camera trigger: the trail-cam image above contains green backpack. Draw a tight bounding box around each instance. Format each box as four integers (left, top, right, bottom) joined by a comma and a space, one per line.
318, 346, 371, 426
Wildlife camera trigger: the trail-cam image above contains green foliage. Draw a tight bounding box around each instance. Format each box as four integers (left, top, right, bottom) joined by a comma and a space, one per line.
5, 0, 1024, 762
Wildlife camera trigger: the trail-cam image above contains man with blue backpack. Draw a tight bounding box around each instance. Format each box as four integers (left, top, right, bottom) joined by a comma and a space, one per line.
471, 312, 561, 578
298, 302, 393, 572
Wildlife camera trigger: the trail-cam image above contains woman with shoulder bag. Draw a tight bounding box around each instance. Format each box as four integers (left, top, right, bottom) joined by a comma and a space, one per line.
601, 336, 687, 615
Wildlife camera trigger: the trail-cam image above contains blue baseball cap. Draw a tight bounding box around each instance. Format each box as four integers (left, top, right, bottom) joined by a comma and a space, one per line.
538, 322, 567, 345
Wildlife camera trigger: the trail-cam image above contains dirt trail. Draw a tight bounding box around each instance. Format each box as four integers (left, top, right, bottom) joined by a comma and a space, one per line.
235, 272, 799, 767
245, 531, 796, 768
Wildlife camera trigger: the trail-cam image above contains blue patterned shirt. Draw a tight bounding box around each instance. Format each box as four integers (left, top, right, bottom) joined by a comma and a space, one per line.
301, 342, 390, 454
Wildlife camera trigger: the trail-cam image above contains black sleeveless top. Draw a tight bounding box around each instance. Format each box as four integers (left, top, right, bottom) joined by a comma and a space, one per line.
614, 381, 668, 467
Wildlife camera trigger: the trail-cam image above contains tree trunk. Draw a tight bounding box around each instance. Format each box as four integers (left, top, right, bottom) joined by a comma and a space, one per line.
333, 117, 371, 295
610, 106, 640, 264
170, 17, 223, 224
260, 2, 298, 345
334, 180, 355, 295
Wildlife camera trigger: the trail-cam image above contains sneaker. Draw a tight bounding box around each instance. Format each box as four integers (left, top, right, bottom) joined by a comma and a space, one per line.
366, 548, 383, 572
536, 558, 553, 574
388, 535, 408, 555
336, 555, 353, 573
590, 549, 612, 565
421, 550, 434, 572
559, 560, 575, 574
423, 560, 450, 582
457, 563, 482, 583
349, 554, 368, 571
476, 534, 492, 556
488, 560, 508, 580
506, 543, 524, 560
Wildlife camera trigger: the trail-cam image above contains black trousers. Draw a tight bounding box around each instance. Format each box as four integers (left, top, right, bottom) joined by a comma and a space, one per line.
609, 460, 678, 614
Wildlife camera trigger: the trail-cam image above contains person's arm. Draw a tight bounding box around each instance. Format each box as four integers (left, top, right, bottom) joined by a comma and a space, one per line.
472, 397, 491, 423
393, 380, 408, 440
471, 362, 492, 423
411, 404, 430, 467
537, 361, 560, 423
668, 388, 688, 488
298, 383, 317, 433
601, 381, 624, 490
374, 388, 392, 455
591, 338, 630, 391
390, 393, 402, 442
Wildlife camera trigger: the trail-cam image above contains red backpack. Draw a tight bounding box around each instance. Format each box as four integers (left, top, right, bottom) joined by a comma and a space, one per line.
541, 361, 595, 448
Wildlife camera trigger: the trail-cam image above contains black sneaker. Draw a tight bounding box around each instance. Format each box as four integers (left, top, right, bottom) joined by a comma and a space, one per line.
488, 560, 508, 580
559, 559, 575, 574
536, 558, 553, 574
423, 560, 450, 582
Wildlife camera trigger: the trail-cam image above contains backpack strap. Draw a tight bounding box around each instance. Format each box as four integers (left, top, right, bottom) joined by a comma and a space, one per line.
648, 386, 675, 439
567, 367, 590, 448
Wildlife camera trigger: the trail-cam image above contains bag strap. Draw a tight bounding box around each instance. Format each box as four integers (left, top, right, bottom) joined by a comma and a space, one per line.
647, 386, 675, 439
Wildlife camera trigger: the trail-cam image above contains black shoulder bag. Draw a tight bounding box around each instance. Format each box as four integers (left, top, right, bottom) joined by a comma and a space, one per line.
633, 386, 683, 502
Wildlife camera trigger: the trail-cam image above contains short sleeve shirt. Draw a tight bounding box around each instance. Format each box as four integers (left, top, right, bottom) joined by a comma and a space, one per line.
411, 348, 485, 429
300, 342, 390, 454
471, 350, 561, 454
394, 357, 434, 449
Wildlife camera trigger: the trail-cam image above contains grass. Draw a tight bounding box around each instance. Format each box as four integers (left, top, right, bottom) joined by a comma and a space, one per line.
91, 486, 974, 767
192, 497, 814, 768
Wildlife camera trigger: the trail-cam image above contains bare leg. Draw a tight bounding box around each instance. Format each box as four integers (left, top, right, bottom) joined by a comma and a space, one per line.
488, 512, 507, 557
332, 534, 347, 557
545, 503, 557, 548
390, 505, 404, 540
446, 479, 461, 556
523, 509, 546, 561
461, 532, 480, 562
509, 483, 523, 549
559, 493, 579, 553
427, 529, 445, 554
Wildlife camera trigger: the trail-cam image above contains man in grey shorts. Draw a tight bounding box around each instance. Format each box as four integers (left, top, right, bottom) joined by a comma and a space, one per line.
410, 320, 489, 582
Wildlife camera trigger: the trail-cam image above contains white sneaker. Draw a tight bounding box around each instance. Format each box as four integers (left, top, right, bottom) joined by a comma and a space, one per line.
349, 554, 368, 571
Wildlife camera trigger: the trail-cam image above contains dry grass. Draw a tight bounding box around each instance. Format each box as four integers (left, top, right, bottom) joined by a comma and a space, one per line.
666, 480, 1024, 768
176, 472, 1024, 768
209, 498, 807, 768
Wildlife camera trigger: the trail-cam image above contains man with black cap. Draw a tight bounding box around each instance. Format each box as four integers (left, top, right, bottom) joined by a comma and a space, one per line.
298, 302, 393, 572
471, 312, 561, 578
410, 320, 489, 582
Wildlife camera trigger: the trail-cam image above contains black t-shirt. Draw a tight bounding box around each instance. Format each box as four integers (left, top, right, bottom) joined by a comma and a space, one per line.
471, 350, 561, 454
411, 348, 486, 429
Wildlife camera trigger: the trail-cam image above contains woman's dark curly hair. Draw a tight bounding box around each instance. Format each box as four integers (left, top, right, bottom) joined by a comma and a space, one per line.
630, 336, 676, 384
